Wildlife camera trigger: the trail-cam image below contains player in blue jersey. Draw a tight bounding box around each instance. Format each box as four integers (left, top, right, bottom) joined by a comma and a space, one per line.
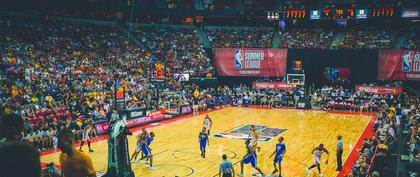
143, 132, 155, 164
199, 127, 209, 158
270, 137, 286, 177
239, 140, 264, 177
140, 133, 155, 170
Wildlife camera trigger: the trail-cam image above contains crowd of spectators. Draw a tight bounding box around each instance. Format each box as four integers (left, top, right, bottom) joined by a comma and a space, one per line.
281, 30, 334, 49
341, 29, 398, 49
400, 32, 419, 50
164, 0, 194, 9
203, 0, 235, 10
0, 13, 417, 177
314, 85, 401, 112
344, 93, 419, 177
405, 96, 420, 176
0, 19, 139, 150
0, 17, 216, 151
206, 29, 273, 48
130, 26, 214, 81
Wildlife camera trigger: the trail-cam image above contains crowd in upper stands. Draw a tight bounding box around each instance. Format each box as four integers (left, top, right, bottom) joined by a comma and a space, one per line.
341, 29, 398, 49
207, 29, 273, 48
131, 26, 213, 80
282, 30, 334, 49
206, 28, 412, 49
203, 0, 235, 10
400, 31, 419, 49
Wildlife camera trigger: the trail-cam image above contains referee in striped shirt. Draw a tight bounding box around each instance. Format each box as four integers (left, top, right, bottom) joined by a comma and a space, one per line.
219, 154, 235, 177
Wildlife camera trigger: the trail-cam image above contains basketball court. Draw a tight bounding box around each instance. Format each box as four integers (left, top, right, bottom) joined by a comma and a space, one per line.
41, 107, 375, 177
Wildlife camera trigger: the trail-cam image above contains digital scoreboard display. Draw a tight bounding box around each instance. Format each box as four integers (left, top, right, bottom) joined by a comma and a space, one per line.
322, 9, 354, 19
286, 7, 394, 20
310, 10, 321, 19
356, 9, 368, 19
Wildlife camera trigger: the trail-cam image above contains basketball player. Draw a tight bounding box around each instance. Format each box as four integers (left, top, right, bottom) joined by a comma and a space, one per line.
249, 125, 261, 152
239, 140, 264, 177
203, 114, 213, 135
199, 127, 209, 158
143, 132, 155, 164
306, 144, 329, 177
130, 132, 144, 163
140, 132, 155, 170
79, 123, 94, 152
136, 128, 149, 160
269, 137, 286, 177
193, 96, 200, 116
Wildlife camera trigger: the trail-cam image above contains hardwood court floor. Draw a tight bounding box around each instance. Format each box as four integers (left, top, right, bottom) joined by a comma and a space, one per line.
41, 107, 373, 177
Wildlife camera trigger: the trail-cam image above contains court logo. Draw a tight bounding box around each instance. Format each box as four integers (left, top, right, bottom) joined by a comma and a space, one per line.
234, 49, 244, 69
213, 124, 287, 142
402, 51, 414, 72
402, 51, 420, 73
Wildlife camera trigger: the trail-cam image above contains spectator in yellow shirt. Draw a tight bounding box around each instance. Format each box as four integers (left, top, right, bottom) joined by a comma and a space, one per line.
58, 129, 96, 177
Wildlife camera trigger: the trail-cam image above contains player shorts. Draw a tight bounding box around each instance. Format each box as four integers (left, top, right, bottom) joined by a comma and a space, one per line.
135, 145, 141, 153
193, 105, 199, 109
252, 140, 257, 147
82, 133, 90, 141
242, 155, 257, 168
314, 156, 320, 165
204, 124, 211, 131
200, 141, 207, 149
274, 155, 283, 164
141, 144, 152, 157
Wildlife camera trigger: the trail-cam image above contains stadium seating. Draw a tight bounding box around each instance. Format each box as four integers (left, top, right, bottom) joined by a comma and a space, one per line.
206, 29, 273, 48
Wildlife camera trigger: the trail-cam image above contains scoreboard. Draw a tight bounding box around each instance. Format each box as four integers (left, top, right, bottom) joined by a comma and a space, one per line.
151, 63, 165, 82
321, 9, 354, 19
288, 8, 395, 20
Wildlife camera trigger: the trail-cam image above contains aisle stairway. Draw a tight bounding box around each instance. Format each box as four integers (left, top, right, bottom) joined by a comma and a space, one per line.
272, 32, 281, 48
197, 28, 211, 48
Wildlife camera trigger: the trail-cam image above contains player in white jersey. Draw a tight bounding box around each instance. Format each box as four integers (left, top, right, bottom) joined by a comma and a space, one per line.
130, 133, 143, 163
306, 144, 329, 177
79, 123, 94, 152
131, 128, 148, 163
248, 125, 261, 152
203, 114, 213, 135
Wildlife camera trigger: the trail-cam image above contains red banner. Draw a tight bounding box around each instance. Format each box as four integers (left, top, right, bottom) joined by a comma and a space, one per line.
355, 85, 403, 95
213, 48, 287, 76
252, 81, 296, 90
94, 113, 167, 134
378, 50, 420, 80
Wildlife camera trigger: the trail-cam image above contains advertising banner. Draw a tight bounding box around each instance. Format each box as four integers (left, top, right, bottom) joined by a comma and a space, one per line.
94, 113, 167, 134
181, 106, 192, 114
378, 50, 420, 81
252, 81, 296, 90
355, 85, 403, 95
401, 8, 419, 18
213, 48, 287, 76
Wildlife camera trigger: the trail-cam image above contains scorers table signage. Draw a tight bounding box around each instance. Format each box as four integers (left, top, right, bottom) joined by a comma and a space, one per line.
213, 48, 287, 77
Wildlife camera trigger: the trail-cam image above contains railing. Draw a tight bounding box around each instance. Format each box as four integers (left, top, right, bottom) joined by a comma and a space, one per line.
366, 128, 380, 176
366, 144, 379, 176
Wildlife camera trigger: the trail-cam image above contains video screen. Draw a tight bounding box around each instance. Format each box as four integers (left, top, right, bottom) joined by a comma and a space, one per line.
173, 73, 190, 81
323, 67, 351, 84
